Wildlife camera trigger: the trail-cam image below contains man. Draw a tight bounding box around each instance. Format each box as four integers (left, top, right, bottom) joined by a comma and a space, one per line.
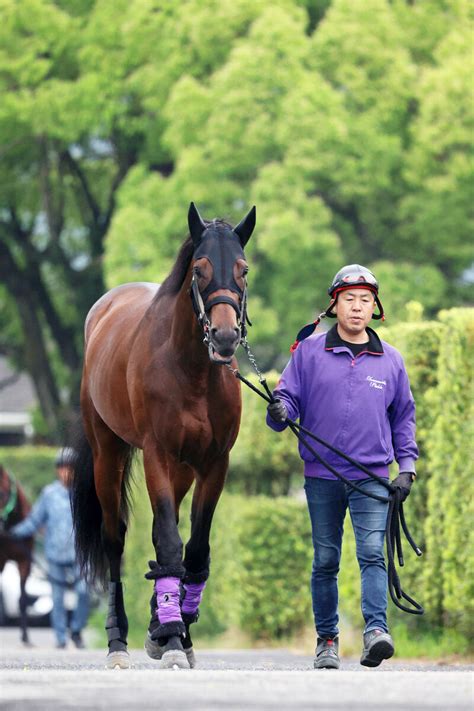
10, 448, 90, 649
266, 265, 417, 669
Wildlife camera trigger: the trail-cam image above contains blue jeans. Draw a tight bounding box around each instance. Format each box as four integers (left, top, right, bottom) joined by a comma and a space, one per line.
304, 477, 389, 638
48, 562, 90, 645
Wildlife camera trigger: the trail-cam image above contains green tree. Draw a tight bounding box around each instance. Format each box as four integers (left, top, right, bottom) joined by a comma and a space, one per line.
0, 0, 143, 434
369, 261, 447, 321
1, 0, 471, 438
400, 25, 474, 288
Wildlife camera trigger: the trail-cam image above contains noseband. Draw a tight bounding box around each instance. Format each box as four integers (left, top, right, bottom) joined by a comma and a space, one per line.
189, 227, 250, 356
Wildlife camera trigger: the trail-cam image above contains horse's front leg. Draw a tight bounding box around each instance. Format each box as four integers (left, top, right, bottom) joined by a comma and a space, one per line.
143, 447, 189, 669
181, 455, 228, 666
18, 559, 31, 646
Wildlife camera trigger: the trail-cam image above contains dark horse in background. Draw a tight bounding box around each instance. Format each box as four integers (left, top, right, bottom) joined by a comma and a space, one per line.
0, 464, 34, 644
72, 202, 255, 669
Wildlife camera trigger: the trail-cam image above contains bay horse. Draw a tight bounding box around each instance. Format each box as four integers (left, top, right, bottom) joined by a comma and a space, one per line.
72, 202, 255, 669
0, 464, 33, 644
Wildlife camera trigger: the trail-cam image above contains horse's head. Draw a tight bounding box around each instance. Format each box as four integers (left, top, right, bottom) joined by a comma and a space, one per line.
188, 202, 255, 364
0, 465, 9, 507
0, 465, 16, 530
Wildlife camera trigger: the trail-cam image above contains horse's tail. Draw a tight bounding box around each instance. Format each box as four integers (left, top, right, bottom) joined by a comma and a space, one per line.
71, 422, 135, 588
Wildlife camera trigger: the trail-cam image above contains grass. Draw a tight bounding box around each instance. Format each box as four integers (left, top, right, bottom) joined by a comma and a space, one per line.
389, 623, 472, 662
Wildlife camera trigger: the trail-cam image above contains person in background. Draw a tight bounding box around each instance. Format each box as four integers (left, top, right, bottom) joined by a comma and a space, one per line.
9, 447, 89, 649
266, 265, 418, 669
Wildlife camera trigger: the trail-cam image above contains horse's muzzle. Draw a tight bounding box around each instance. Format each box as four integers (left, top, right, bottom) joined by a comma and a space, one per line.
209, 327, 240, 363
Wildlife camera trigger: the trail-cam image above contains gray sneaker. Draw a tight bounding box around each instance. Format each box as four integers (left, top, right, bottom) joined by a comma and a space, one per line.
360, 629, 394, 667
314, 636, 340, 669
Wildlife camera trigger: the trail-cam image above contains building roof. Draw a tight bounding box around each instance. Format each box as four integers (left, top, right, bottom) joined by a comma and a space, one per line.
0, 357, 37, 414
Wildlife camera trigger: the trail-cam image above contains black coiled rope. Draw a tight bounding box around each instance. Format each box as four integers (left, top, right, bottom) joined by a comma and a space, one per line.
231, 368, 424, 616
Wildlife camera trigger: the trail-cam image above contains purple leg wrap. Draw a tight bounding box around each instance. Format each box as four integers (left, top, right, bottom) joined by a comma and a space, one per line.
155, 577, 182, 625
181, 581, 206, 616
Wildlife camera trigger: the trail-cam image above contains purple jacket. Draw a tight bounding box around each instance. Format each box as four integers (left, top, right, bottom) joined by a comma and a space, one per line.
266, 326, 418, 480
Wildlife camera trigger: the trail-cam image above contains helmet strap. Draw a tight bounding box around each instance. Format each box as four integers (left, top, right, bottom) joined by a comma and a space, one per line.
326, 286, 385, 321
325, 298, 337, 319
372, 293, 385, 320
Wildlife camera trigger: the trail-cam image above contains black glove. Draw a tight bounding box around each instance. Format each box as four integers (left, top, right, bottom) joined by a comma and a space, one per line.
391, 472, 415, 502
267, 398, 288, 423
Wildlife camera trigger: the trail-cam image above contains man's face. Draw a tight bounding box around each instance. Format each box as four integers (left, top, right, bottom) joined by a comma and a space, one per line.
333, 288, 375, 335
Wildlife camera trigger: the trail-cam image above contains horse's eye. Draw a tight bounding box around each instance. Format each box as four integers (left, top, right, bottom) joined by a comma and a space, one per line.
193, 267, 202, 278
242, 267, 249, 276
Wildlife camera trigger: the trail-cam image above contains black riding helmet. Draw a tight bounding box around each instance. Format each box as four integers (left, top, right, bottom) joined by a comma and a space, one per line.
326, 264, 384, 320
289, 264, 384, 352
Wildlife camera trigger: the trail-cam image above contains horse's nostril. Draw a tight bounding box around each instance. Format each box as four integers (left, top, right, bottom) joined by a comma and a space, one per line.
211, 327, 239, 348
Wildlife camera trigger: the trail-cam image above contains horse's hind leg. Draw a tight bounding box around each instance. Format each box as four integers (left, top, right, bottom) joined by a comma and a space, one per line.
87, 412, 132, 669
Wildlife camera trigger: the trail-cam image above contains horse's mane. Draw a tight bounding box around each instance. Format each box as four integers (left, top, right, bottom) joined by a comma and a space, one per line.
155, 220, 232, 300
155, 236, 194, 300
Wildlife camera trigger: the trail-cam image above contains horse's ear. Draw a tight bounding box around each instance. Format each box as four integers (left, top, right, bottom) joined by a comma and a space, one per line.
188, 202, 206, 246
234, 206, 256, 247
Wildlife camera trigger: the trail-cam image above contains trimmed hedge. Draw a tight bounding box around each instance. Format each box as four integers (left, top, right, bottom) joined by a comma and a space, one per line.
421, 309, 474, 637
228, 371, 301, 496
378, 319, 444, 565
120, 481, 316, 645
238, 497, 313, 638
0, 446, 57, 499
119, 483, 361, 646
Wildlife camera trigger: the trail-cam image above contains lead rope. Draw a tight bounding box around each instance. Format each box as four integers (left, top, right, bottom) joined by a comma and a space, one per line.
227, 341, 424, 616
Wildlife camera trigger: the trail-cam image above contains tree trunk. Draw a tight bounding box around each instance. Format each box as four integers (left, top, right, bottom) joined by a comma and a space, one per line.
15, 294, 62, 438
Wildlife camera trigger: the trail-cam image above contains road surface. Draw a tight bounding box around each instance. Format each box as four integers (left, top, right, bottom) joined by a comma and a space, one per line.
0, 629, 472, 710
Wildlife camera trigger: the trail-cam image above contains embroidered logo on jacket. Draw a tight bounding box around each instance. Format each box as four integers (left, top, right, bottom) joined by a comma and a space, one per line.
367, 376, 386, 390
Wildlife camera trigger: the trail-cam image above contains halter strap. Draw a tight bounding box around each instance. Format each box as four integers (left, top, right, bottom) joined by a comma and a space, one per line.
204, 295, 241, 318
190, 275, 249, 349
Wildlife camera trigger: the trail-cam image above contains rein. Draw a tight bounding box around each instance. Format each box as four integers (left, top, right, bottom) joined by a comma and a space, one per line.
227, 340, 424, 616
186, 220, 422, 614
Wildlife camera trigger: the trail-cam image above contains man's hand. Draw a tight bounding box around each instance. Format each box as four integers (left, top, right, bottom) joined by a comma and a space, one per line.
391, 472, 415, 502
267, 398, 288, 423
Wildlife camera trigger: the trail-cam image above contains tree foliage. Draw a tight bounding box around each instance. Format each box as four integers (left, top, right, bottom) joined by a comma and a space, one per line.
0, 0, 472, 437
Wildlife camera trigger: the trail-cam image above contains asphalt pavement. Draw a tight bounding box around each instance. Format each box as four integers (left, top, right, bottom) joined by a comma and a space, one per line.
0, 628, 472, 710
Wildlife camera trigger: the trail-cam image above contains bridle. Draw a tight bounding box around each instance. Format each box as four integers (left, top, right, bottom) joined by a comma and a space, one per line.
189, 226, 251, 360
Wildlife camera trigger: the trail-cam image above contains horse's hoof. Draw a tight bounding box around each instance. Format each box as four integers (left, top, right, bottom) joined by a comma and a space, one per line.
184, 646, 196, 669
105, 650, 131, 669
145, 633, 191, 669
159, 648, 189, 670
145, 636, 195, 667
144, 633, 162, 660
